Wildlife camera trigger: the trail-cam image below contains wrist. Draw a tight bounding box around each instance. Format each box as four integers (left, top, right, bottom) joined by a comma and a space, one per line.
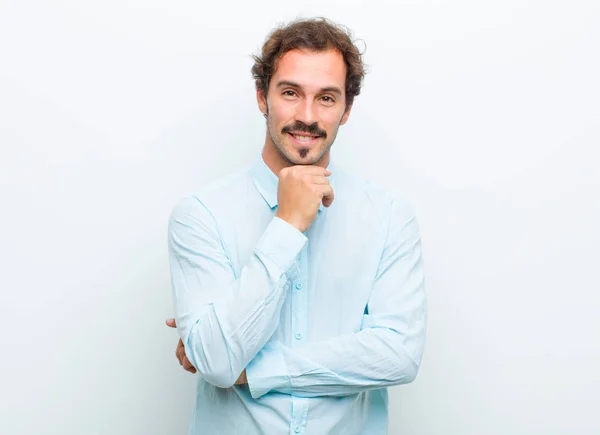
275, 210, 306, 232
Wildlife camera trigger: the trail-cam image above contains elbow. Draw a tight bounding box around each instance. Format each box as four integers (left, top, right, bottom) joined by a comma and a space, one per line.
184, 327, 240, 389
198, 367, 238, 389
186, 345, 240, 388
387, 357, 420, 386
377, 329, 423, 386
403, 360, 420, 384
387, 336, 422, 385
400, 349, 423, 384
187, 349, 239, 388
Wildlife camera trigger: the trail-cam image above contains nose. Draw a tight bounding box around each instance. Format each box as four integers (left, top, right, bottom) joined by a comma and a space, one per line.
295, 99, 318, 126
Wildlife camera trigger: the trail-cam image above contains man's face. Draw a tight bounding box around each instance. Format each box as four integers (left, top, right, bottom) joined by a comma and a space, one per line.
258, 49, 352, 166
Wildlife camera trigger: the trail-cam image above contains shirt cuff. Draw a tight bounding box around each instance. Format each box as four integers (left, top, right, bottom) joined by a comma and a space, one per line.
246, 341, 290, 399
254, 216, 307, 281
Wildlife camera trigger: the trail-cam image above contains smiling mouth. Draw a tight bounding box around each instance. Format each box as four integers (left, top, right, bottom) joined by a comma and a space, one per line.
288, 132, 321, 144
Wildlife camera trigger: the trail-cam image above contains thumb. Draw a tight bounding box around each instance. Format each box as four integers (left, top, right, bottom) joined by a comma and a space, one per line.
165, 318, 177, 328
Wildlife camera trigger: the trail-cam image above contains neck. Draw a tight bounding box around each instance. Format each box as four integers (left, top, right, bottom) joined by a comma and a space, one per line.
261, 136, 330, 176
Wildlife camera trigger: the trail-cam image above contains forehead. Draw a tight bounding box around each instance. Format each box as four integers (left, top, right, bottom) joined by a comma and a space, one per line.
271, 49, 347, 91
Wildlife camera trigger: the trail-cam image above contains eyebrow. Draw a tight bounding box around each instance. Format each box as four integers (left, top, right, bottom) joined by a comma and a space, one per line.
275, 80, 343, 96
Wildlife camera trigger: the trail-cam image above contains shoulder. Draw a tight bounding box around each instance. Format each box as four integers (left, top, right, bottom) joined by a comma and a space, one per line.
335, 165, 417, 228
169, 165, 253, 225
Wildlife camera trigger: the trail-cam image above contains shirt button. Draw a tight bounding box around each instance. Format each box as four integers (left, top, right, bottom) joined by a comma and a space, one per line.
294, 427, 301, 433
295, 283, 303, 290
295, 333, 302, 340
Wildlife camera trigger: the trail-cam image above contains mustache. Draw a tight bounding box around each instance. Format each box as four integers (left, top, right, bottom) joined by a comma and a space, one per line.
281, 121, 327, 138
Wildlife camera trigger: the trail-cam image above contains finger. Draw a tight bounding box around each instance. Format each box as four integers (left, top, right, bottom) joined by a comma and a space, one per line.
182, 357, 194, 371
320, 184, 334, 198
308, 175, 331, 185
293, 165, 332, 176
321, 185, 335, 207
182, 357, 197, 373
176, 342, 185, 364
165, 318, 177, 328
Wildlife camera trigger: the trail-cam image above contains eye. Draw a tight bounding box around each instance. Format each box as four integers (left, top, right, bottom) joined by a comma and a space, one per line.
321, 95, 336, 105
282, 90, 297, 98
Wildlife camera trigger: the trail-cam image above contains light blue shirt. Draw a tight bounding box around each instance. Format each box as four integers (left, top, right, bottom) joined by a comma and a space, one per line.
168, 155, 427, 435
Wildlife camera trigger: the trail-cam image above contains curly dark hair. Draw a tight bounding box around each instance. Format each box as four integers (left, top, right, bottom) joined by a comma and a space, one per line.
251, 17, 366, 108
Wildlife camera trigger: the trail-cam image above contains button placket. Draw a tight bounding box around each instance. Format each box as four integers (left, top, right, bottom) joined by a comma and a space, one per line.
290, 397, 309, 435
291, 244, 308, 349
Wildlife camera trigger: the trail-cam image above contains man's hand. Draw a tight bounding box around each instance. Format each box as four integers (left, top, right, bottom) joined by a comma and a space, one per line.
165, 318, 196, 374
275, 165, 334, 233
165, 318, 247, 385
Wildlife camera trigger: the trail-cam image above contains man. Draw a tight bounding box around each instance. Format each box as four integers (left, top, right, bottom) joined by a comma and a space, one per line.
166, 17, 427, 435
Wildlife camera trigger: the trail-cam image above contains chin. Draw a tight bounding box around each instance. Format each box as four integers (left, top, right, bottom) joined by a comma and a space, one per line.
295, 151, 328, 166
272, 136, 330, 166
284, 154, 312, 165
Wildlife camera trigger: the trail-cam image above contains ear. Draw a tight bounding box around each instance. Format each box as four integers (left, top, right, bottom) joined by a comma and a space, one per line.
339, 104, 353, 126
256, 88, 268, 116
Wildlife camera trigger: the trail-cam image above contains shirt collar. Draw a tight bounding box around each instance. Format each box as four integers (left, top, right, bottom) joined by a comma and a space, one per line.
251, 155, 336, 213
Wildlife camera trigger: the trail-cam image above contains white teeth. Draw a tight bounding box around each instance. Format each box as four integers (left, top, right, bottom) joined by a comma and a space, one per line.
292, 134, 317, 142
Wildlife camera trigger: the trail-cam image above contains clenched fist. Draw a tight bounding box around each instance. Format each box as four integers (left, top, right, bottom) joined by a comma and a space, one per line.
275, 165, 334, 233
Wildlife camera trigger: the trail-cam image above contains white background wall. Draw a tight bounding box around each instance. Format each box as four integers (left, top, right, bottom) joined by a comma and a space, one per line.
1, 1, 598, 434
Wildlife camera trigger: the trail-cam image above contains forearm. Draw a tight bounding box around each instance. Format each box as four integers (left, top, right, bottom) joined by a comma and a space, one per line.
170, 208, 307, 388
247, 200, 427, 398
180, 260, 290, 388
246, 318, 426, 398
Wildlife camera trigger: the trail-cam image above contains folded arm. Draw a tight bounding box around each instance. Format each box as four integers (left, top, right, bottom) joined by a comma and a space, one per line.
168, 196, 306, 388
246, 200, 427, 398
